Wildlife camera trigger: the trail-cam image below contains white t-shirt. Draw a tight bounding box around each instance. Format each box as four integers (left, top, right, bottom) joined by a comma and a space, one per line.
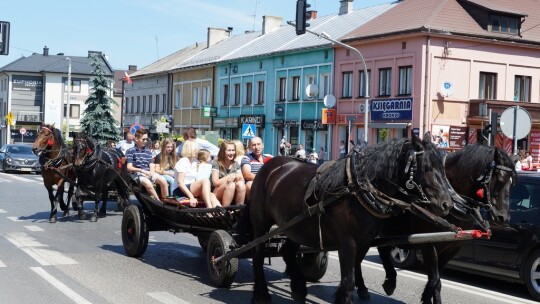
197, 163, 212, 181
117, 140, 135, 155
174, 157, 199, 187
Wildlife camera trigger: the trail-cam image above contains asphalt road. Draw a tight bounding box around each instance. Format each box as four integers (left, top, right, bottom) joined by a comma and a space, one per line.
0, 172, 537, 304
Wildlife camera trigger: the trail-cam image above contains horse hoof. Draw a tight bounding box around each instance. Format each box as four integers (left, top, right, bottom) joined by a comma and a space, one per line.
78, 211, 85, 220
63, 210, 69, 217
98, 211, 106, 218
90, 214, 98, 222
291, 292, 306, 303
358, 290, 370, 300
49, 217, 57, 224
382, 279, 396, 296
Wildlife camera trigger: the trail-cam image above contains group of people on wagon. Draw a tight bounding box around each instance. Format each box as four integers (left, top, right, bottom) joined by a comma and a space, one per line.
123, 127, 273, 208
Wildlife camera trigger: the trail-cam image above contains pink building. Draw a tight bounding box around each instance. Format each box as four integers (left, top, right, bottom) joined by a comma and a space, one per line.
331, 0, 540, 161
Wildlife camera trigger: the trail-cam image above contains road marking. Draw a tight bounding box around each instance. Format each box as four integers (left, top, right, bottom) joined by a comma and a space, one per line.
0, 173, 41, 183
7, 216, 23, 222
4, 232, 77, 266
0, 209, 7, 213
147, 292, 191, 304
25, 225, 44, 232
0, 177, 12, 183
328, 252, 536, 304
0, 260, 6, 267
31, 267, 91, 304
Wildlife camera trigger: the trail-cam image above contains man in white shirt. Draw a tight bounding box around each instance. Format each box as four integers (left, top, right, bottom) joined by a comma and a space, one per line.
176, 126, 219, 157
295, 144, 306, 160
117, 133, 135, 155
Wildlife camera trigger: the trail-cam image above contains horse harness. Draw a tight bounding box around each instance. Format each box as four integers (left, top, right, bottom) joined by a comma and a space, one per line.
37, 126, 74, 175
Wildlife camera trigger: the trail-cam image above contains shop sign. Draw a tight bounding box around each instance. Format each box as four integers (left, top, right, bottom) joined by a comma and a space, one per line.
337, 114, 363, 125
322, 108, 336, 124
240, 114, 265, 127
285, 120, 298, 127
371, 98, 413, 121
272, 119, 284, 128
301, 120, 327, 131
213, 117, 238, 128
448, 126, 467, 148
202, 106, 218, 117
530, 131, 540, 163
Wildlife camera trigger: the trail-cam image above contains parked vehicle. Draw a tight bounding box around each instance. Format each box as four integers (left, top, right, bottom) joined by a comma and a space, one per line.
389, 171, 540, 301
0, 144, 41, 173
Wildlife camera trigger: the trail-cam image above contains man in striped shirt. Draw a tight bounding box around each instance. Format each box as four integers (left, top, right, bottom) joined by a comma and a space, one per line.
241, 136, 273, 199
126, 129, 171, 202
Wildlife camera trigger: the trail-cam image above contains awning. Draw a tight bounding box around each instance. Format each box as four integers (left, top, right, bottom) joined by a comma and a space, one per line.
370, 122, 411, 129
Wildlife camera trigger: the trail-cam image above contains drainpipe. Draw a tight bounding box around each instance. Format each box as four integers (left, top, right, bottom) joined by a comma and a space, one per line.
423, 35, 431, 135
228, 63, 232, 136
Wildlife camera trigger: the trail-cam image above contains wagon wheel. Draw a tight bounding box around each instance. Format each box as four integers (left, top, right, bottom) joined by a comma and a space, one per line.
207, 230, 238, 288
121, 204, 149, 258
297, 251, 328, 282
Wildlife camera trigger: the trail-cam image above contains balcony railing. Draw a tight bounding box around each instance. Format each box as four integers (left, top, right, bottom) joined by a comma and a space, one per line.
16, 111, 43, 123
469, 99, 540, 123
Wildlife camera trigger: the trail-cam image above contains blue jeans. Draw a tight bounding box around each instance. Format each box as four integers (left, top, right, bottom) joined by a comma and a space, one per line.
162, 174, 175, 195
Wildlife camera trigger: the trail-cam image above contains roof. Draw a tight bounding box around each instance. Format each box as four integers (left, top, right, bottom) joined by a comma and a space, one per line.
0, 51, 113, 76
220, 2, 398, 62
342, 0, 540, 44
130, 42, 207, 77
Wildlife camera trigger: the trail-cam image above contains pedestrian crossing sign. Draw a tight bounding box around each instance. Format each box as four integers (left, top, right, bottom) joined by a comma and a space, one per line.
242, 124, 256, 139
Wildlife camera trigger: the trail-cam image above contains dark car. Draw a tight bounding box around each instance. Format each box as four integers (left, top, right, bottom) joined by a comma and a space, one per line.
0, 144, 41, 173
389, 171, 540, 301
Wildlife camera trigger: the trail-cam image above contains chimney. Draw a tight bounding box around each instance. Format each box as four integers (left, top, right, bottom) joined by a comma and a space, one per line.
128, 65, 137, 71
57, 53, 64, 56
207, 27, 232, 47
88, 50, 103, 58
263, 16, 282, 35
339, 0, 354, 15
43, 46, 49, 56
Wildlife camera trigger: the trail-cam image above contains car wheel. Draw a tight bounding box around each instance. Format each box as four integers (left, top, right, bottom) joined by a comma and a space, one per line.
1, 161, 6, 173
389, 246, 418, 269
524, 249, 540, 301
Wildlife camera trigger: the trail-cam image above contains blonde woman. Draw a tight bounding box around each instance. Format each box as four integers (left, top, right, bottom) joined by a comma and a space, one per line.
154, 138, 177, 195
233, 139, 246, 165
212, 140, 246, 206
173, 140, 220, 208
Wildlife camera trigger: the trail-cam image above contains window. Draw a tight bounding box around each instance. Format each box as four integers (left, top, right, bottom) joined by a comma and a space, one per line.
245, 82, 253, 105
319, 74, 331, 99
64, 80, 81, 93
161, 94, 166, 112
192, 87, 200, 107
342, 72, 353, 98
223, 84, 229, 106
234, 83, 240, 105
491, 14, 519, 34
278, 77, 287, 101
379, 68, 392, 96
292, 76, 300, 101
306, 75, 316, 85
398, 66, 412, 95
70, 104, 80, 118
124, 97, 129, 113
514, 75, 531, 102
175, 89, 182, 108
358, 69, 371, 97
142, 96, 147, 112
129, 97, 134, 113
257, 81, 265, 105
148, 95, 153, 113
136, 96, 140, 113
202, 86, 210, 106
479, 72, 497, 99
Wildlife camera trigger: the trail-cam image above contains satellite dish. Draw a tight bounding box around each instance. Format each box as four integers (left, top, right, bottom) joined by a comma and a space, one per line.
440, 81, 454, 97
323, 94, 336, 108
305, 84, 319, 98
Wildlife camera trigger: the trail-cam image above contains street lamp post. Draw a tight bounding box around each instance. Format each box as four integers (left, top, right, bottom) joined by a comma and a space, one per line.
65, 57, 71, 140
317, 31, 370, 144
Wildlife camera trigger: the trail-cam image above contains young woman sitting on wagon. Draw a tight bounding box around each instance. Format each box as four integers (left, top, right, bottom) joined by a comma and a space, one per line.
154, 138, 177, 195
173, 140, 220, 208
211, 140, 246, 207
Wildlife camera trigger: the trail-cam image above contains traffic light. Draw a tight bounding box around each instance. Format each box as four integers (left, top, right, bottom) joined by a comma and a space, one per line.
295, 0, 312, 35
0, 21, 10, 56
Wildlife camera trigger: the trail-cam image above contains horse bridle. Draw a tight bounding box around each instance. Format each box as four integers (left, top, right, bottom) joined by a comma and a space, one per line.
34, 126, 56, 155
74, 137, 96, 168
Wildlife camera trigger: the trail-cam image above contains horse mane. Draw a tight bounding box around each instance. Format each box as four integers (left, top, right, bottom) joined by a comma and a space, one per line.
446, 144, 515, 185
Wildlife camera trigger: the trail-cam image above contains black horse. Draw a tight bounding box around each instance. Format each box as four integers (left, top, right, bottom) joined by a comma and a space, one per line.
248, 136, 457, 304
31, 123, 77, 223
356, 144, 516, 304
72, 133, 130, 222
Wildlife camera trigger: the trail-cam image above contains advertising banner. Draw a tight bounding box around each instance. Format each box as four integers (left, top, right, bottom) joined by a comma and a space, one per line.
530, 131, 540, 162
370, 98, 413, 121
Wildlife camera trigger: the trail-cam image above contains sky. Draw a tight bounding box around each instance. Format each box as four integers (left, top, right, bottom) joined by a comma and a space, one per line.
0, 0, 392, 71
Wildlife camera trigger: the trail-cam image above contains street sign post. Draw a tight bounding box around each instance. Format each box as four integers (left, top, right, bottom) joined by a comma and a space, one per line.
129, 123, 144, 135
242, 124, 256, 139
500, 106, 532, 155
20, 128, 26, 143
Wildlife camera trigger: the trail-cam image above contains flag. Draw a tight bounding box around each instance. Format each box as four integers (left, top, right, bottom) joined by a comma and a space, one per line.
123, 71, 133, 84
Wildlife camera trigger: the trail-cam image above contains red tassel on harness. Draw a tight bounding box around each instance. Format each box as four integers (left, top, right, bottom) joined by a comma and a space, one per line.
117, 157, 122, 169
47, 138, 54, 147
87, 148, 92, 154
476, 188, 484, 199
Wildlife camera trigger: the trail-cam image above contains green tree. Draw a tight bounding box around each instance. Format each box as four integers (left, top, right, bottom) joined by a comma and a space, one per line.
80, 54, 120, 145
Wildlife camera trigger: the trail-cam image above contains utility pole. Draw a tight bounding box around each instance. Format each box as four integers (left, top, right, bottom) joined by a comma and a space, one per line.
65, 57, 71, 140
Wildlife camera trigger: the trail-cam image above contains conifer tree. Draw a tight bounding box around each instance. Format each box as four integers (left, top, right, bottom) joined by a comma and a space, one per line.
80, 54, 120, 145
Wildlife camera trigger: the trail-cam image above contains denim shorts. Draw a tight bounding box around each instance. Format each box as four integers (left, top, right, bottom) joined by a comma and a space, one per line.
173, 184, 191, 197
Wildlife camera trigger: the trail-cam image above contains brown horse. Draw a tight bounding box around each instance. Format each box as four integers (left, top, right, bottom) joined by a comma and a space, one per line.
248, 136, 456, 304
31, 123, 78, 223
